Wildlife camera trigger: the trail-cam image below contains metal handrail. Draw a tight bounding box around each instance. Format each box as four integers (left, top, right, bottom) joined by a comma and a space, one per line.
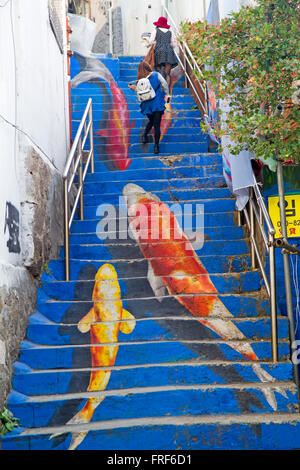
239, 175, 300, 364
162, 5, 208, 116
63, 98, 94, 281
239, 179, 278, 362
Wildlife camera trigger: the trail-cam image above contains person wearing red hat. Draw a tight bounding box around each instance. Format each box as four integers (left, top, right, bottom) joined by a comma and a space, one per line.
142, 16, 177, 87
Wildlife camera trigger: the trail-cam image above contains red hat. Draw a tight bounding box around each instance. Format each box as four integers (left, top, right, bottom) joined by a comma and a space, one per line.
153, 16, 170, 29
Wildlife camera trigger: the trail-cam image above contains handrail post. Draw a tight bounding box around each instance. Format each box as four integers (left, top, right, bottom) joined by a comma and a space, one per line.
249, 188, 256, 269
183, 43, 188, 88
78, 137, 84, 220
64, 177, 70, 282
89, 104, 94, 174
269, 233, 278, 362
277, 161, 300, 392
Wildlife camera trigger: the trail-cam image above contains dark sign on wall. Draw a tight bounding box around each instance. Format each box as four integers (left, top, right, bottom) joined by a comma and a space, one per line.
4, 202, 21, 254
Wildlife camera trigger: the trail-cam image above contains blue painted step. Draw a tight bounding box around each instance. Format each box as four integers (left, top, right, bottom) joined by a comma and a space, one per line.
70, 211, 235, 228
72, 108, 202, 120
45, 255, 252, 281
39, 270, 260, 299
71, 93, 196, 105
68, 226, 244, 243
4, 417, 300, 450
76, 132, 207, 145
25, 317, 288, 346
71, 85, 192, 95
61, 239, 249, 259
73, 116, 203, 129
79, 200, 235, 218
12, 362, 294, 397
6, 382, 298, 430
36, 293, 272, 322
82, 186, 233, 204
96, 142, 209, 155
15, 340, 290, 370
72, 101, 198, 111
89, 159, 224, 175
80, 178, 226, 195
83, 167, 223, 183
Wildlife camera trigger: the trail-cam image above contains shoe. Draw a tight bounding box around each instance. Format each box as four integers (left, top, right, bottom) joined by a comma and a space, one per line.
142, 133, 148, 144
154, 144, 160, 154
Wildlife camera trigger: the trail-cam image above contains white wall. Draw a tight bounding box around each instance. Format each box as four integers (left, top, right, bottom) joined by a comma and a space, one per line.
218, 0, 257, 19
0, 0, 69, 267
165, 0, 206, 27
117, 0, 162, 55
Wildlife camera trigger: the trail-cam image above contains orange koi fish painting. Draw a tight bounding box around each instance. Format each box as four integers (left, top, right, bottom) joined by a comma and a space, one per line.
71, 54, 135, 171
50, 264, 136, 450
123, 183, 289, 410
96, 79, 135, 171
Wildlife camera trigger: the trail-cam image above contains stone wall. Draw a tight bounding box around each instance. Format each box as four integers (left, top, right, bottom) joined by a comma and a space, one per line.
20, 147, 64, 278
92, 7, 124, 55
0, 265, 36, 407
0, 142, 64, 409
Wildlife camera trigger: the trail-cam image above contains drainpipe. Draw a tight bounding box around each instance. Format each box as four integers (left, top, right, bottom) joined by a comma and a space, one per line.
277, 160, 300, 400
203, 0, 207, 20
66, 16, 73, 147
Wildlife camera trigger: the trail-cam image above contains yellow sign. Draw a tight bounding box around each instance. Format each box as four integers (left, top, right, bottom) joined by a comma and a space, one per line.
268, 194, 300, 238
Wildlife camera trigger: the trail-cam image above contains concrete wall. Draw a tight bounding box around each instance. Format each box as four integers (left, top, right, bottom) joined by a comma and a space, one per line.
92, 6, 124, 55
0, 0, 69, 407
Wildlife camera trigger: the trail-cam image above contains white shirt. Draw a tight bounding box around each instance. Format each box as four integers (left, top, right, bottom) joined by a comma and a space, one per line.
144, 27, 177, 49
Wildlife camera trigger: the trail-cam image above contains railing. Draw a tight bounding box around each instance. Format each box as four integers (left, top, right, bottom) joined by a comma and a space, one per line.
239, 176, 300, 366
162, 5, 208, 116
239, 180, 279, 362
63, 98, 94, 281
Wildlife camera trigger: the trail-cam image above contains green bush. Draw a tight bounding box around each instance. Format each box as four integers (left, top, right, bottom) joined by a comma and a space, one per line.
181, 0, 299, 164
0, 407, 20, 437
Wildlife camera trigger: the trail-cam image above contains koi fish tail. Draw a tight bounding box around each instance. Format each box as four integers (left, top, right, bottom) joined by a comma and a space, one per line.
200, 317, 259, 362
67, 395, 106, 450
252, 363, 289, 411
71, 54, 115, 90
192, 298, 258, 361
201, 317, 290, 410
49, 394, 106, 450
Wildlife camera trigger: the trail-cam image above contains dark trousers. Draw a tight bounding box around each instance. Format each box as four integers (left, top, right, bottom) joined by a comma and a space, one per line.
144, 111, 163, 144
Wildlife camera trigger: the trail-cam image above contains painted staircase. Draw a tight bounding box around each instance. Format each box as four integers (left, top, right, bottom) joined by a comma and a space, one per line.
2, 55, 300, 451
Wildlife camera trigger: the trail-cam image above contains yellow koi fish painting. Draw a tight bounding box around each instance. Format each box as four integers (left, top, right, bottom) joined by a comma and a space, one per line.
50, 264, 136, 450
